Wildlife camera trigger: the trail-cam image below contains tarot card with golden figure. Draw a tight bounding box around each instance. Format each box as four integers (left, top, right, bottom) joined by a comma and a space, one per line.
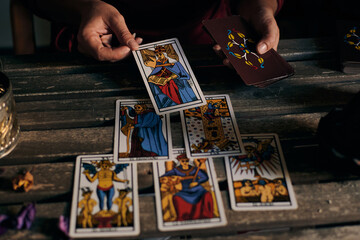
113, 99, 173, 163
180, 94, 245, 158
224, 134, 297, 210
69, 154, 140, 238
153, 148, 227, 231
133, 38, 206, 115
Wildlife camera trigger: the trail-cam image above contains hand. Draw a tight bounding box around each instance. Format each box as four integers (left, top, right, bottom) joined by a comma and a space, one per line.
77, 1, 143, 61
213, 0, 279, 67
189, 182, 198, 188
237, 0, 279, 54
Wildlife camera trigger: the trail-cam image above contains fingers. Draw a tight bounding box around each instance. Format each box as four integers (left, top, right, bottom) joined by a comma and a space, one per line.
212, 44, 234, 69
237, 0, 280, 54
77, 1, 143, 61
107, 13, 139, 51
249, 9, 279, 54
255, 16, 279, 54
78, 32, 142, 62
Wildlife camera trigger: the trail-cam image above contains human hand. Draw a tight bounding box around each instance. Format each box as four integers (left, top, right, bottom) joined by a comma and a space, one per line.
213, 0, 279, 67
189, 182, 198, 188
77, 1, 143, 61
237, 0, 279, 54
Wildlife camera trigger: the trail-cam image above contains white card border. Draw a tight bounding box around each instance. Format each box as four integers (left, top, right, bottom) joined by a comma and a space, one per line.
113, 99, 173, 163
153, 149, 227, 231
132, 38, 206, 115
225, 133, 298, 211
180, 94, 245, 158
69, 154, 140, 238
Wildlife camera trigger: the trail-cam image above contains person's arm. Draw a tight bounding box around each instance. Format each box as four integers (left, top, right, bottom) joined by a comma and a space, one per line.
28, 0, 142, 61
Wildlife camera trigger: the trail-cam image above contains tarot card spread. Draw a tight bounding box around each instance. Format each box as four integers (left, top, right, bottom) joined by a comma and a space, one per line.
133, 38, 206, 115
153, 148, 227, 231
225, 134, 297, 211
181, 94, 245, 158
113, 99, 173, 163
69, 155, 139, 238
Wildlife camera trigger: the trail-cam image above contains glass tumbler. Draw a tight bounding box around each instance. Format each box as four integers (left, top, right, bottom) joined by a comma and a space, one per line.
0, 71, 20, 158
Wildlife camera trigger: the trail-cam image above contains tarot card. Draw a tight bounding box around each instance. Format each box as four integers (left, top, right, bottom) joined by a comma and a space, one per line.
180, 94, 245, 158
69, 154, 139, 238
203, 16, 294, 87
337, 21, 360, 74
224, 134, 297, 211
113, 99, 173, 163
132, 38, 206, 115
153, 148, 227, 231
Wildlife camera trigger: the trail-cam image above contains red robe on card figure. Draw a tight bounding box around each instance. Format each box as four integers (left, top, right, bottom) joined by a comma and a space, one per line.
161, 154, 213, 221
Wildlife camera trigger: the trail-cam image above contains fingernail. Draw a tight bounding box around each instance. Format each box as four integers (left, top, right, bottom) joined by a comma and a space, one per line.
258, 42, 268, 54
128, 39, 139, 50
223, 58, 230, 65
213, 45, 221, 51
136, 38, 143, 44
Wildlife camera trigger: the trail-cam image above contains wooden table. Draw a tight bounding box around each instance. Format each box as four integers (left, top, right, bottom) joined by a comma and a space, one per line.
0, 38, 360, 239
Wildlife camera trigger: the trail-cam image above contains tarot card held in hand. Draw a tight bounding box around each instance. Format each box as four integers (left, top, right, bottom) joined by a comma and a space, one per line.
113, 99, 173, 163
180, 94, 245, 158
203, 16, 294, 88
132, 38, 206, 115
224, 134, 297, 210
69, 155, 139, 238
153, 149, 227, 231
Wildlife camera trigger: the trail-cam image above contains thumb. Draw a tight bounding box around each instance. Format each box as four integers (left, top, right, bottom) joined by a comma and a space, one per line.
252, 14, 279, 54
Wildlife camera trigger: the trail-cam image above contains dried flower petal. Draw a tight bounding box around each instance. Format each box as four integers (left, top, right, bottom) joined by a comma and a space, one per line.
16, 203, 36, 230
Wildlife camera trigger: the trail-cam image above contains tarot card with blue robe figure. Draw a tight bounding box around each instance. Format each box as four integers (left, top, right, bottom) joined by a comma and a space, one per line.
224, 134, 297, 211
113, 99, 172, 163
153, 148, 227, 231
69, 155, 140, 238
132, 38, 206, 115
180, 94, 245, 158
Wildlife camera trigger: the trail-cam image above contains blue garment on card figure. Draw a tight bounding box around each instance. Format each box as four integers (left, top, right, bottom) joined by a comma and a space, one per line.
121, 106, 168, 157
148, 61, 197, 109
161, 166, 208, 204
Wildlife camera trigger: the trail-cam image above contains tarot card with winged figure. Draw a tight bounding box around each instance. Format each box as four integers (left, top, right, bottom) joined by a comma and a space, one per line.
69, 154, 140, 238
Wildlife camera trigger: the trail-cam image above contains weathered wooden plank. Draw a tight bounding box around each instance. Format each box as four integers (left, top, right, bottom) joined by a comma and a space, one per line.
191, 225, 360, 240
1, 146, 358, 205
13, 78, 359, 131
6, 59, 359, 103
0, 38, 334, 77
0, 111, 326, 166
0, 180, 359, 239
3, 224, 360, 240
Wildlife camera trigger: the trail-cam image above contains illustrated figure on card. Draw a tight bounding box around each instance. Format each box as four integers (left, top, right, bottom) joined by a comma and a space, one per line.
113, 188, 133, 227
181, 95, 244, 157
114, 99, 172, 162
83, 160, 129, 215
119, 103, 168, 158
78, 187, 97, 228
140, 44, 197, 108
160, 154, 214, 221
153, 149, 227, 231
69, 155, 140, 238
224, 134, 297, 210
